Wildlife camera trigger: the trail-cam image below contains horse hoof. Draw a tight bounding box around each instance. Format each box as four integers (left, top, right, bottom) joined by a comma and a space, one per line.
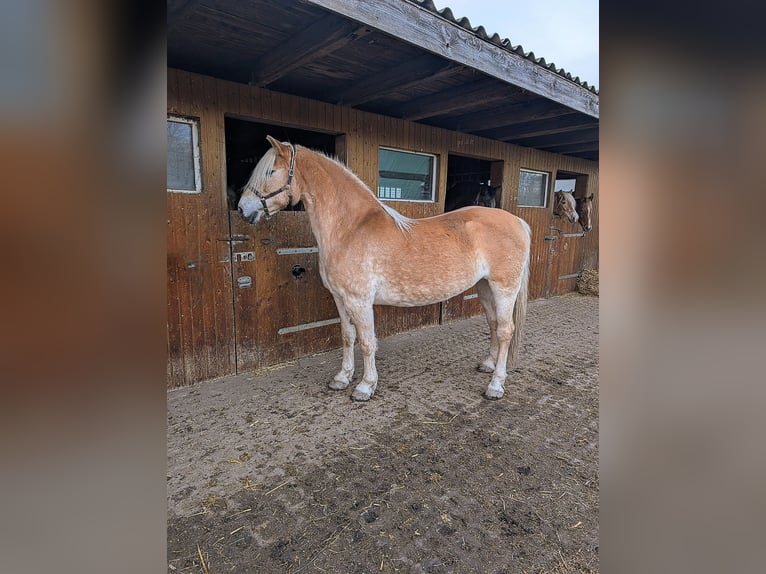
484, 385, 504, 400
351, 389, 372, 401
329, 377, 350, 390
477, 360, 495, 373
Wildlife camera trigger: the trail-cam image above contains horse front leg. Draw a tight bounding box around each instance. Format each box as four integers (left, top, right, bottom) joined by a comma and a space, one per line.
343, 300, 378, 401
329, 295, 356, 390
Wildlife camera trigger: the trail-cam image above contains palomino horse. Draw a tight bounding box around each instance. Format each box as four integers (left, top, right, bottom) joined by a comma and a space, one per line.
576, 194, 594, 232
238, 137, 531, 401
444, 180, 497, 212
553, 191, 579, 224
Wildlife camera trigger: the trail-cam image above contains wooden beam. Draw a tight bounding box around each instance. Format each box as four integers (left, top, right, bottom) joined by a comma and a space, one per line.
540, 141, 600, 154
511, 127, 599, 149
480, 114, 599, 141
304, 0, 598, 117
337, 54, 456, 107
395, 78, 516, 121
249, 14, 366, 87
435, 99, 572, 132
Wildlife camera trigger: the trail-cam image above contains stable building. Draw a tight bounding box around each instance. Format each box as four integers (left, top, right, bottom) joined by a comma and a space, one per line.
167, 0, 599, 388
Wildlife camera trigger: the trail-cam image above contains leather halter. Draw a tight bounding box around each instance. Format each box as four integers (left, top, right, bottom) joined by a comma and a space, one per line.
250, 144, 296, 218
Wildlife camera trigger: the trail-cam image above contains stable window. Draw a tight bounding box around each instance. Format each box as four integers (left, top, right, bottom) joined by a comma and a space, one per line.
377, 147, 436, 202
517, 168, 549, 207
167, 116, 202, 193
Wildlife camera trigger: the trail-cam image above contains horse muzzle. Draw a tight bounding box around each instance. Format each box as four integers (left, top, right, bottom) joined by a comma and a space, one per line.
238, 196, 263, 224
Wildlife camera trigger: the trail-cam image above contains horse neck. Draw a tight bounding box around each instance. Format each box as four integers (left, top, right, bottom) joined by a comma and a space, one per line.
294, 151, 381, 249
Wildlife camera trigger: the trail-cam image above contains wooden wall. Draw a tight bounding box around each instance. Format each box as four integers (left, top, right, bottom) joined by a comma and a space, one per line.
167, 69, 598, 388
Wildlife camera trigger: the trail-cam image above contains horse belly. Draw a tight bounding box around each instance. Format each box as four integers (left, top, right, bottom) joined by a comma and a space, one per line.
373, 266, 482, 307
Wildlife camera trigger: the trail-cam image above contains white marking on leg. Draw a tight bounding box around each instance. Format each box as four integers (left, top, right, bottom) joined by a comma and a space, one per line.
477, 280, 498, 373
484, 290, 517, 400
346, 302, 378, 401
330, 296, 355, 390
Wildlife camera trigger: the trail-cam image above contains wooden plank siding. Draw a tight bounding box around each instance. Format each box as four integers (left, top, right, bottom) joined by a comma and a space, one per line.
167, 68, 598, 388
167, 73, 236, 388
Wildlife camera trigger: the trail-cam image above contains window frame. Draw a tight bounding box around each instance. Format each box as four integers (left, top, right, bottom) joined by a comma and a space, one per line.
167, 115, 202, 194
377, 146, 437, 203
517, 168, 550, 208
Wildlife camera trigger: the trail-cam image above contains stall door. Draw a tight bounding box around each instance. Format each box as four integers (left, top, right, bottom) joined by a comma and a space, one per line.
543, 217, 588, 298
230, 211, 342, 371
167, 189, 236, 389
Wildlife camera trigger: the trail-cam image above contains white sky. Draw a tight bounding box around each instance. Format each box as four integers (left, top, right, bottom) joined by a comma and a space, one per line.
433, 0, 599, 90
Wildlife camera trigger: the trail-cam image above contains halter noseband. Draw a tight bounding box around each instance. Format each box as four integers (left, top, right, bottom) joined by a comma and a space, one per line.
250, 144, 296, 218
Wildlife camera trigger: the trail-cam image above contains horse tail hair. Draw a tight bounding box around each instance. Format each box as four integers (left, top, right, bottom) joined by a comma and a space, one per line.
509, 220, 531, 367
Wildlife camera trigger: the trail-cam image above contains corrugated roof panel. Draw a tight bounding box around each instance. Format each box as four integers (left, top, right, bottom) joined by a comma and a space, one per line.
415, 0, 598, 93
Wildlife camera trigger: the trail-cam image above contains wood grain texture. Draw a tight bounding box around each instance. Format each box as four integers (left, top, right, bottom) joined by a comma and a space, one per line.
303, 0, 599, 117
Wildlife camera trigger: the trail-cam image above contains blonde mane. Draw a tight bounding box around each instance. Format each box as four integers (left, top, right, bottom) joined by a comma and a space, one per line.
248, 144, 415, 235
316, 149, 416, 235
243, 147, 277, 195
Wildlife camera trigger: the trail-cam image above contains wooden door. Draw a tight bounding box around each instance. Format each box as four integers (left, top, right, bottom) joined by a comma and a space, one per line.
231, 211, 342, 371
543, 225, 586, 298
167, 193, 236, 389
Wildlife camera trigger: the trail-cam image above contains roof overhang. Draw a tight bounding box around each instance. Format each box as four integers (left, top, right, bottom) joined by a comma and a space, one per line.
168, 0, 599, 161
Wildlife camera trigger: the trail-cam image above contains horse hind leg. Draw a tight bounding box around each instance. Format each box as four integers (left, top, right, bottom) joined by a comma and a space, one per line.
484, 290, 517, 400
329, 295, 356, 390
476, 279, 498, 373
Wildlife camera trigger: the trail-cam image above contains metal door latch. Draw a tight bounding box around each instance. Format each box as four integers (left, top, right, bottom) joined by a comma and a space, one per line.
233, 251, 255, 262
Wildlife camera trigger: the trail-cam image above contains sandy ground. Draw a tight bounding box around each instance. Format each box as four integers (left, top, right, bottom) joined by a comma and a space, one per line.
168, 293, 599, 573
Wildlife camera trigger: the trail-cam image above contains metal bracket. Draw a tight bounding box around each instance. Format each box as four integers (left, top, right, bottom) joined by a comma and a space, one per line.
233, 251, 255, 262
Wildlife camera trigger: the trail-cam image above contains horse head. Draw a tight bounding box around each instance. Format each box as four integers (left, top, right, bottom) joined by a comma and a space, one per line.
238, 136, 300, 224
553, 191, 579, 224
474, 184, 497, 208
575, 194, 594, 232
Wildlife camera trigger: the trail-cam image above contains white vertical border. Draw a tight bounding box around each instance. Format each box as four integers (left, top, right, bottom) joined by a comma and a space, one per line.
167, 115, 202, 193
378, 146, 437, 203
517, 168, 550, 208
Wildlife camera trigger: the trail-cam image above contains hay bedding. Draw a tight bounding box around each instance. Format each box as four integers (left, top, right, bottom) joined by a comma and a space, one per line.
577, 269, 599, 296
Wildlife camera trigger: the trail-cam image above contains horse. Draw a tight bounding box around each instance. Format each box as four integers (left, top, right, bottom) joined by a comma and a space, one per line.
238, 136, 531, 401
575, 194, 594, 232
553, 191, 579, 224
444, 180, 497, 212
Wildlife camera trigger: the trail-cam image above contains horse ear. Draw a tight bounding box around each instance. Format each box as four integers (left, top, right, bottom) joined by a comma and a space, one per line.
266, 135, 288, 154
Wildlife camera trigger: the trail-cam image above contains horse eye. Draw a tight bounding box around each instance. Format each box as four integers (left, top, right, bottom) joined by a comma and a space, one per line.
269, 170, 275, 176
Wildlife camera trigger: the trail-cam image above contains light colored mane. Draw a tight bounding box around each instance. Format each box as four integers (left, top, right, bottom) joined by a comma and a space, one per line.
559, 191, 576, 210
315, 149, 416, 235
244, 147, 277, 194
246, 144, 415, 235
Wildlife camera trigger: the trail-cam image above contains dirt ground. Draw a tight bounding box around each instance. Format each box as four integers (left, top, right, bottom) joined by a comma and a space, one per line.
167, 293, 599, 573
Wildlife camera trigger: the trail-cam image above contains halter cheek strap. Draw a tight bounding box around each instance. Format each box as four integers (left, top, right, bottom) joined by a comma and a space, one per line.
253, 144, 296, 219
